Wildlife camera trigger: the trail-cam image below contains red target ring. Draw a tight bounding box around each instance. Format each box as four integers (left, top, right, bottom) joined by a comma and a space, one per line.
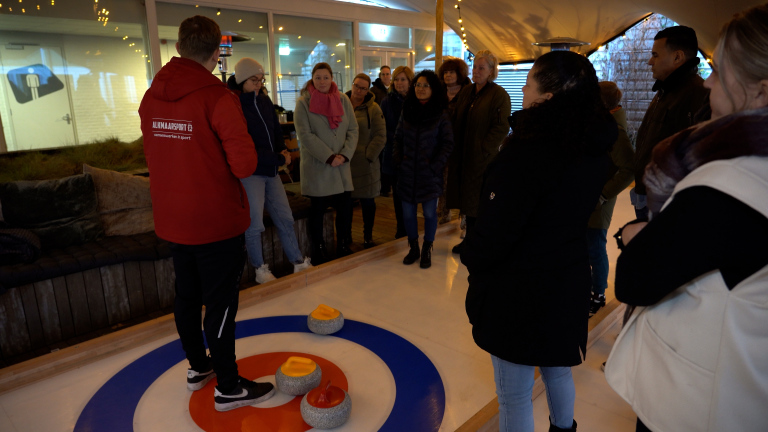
189, 352, 348, 431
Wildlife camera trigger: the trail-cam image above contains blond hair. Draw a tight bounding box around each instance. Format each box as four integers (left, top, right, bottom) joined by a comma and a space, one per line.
714, 4, 768, 111
474, 50, 499, 81
388, 66, 415, 93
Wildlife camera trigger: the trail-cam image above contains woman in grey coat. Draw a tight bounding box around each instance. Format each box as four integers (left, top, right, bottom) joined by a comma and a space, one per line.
345, 73, 386, 249
295, 63, 359, 263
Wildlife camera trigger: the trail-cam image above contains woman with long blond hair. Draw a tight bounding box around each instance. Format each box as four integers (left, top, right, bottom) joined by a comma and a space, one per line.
605, 5, 768, 431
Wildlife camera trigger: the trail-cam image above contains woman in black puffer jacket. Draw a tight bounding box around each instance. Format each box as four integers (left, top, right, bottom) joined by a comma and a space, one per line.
462, 51, 615, 432
380, 66, 414, 238
393, 70, 454, 269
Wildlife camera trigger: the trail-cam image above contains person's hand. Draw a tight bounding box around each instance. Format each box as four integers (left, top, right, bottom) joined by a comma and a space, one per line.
281, 150, 291, 165
622, 222, 647, 245
330, 154, 345, 167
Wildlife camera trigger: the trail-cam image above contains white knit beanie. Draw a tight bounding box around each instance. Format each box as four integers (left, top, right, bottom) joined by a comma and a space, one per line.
235, 58, 265, 84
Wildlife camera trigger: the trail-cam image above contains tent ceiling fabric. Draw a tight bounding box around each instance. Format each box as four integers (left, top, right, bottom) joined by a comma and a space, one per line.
394, 0, 763, 63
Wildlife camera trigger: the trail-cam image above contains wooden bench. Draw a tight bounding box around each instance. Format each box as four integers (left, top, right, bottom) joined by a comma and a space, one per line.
0, 191, 334, 367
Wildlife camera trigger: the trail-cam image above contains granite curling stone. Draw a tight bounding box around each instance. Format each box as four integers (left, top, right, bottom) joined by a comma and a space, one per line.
275, 356, 323, 396
307, 304, 344, 335
300, 380, 351, 429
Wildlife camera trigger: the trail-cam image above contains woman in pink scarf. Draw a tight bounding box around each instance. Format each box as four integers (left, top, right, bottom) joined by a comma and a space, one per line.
295, 63, 359, 264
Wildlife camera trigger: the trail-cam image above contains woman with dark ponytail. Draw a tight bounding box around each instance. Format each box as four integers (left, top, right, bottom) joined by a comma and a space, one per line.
463, 51, 616, 432
393, 70, 454, 269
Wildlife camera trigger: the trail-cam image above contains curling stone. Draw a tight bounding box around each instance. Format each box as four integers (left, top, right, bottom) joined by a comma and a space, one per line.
307, 304, 344, 335
300, 380, 351, 429
275, 356, 323, 396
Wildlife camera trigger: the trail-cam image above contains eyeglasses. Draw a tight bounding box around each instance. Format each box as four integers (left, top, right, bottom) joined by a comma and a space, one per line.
414, 83, 430, 88
353, 84, 369, 91
249, 77, 266, 84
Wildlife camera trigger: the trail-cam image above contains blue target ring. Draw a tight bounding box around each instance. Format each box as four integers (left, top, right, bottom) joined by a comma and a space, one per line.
75, 316, 446, 431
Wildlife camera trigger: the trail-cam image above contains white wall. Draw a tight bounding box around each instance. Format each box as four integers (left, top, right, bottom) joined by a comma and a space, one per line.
0, 30, 150, 150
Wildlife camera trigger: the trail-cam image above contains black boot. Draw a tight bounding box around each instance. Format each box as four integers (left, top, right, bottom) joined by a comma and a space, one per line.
549, 419, 577, 431
313, 242, 329, 265
363, 237, 375, 249
420, 241, 433, 269
403, 239, 420, 265
337, 238, 353, 257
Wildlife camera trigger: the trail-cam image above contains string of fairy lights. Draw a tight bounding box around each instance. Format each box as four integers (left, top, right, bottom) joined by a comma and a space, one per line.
453, 0, 468, 51
95, 0, 110, 26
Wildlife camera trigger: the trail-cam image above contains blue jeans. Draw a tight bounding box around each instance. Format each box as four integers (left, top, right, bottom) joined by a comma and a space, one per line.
240, 175, 303, 267
491, 355, 575, 432
630, 189, 649, 220
586, 228, 608, 296
401, 198, 438, 242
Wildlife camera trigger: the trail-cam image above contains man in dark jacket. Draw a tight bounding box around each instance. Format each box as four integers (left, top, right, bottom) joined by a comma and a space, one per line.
371, 65, 391, 106
139, 15, 275, 412
632, 26, 710, 220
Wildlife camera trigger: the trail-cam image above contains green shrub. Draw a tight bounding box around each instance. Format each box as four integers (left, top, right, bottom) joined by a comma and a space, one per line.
0, 137, 146, 183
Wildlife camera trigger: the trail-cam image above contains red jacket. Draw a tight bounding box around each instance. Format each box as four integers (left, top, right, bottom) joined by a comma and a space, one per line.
139, 57, 258, 245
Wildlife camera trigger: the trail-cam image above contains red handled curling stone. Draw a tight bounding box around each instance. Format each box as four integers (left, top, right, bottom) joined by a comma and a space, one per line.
300, 380, 351, 429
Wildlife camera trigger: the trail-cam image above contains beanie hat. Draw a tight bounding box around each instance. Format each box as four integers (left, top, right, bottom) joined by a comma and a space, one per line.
235, 58, 265, 84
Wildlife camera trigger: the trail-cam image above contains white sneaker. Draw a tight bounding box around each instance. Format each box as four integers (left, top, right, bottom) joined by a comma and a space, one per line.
255, 264, 276, 284
293, 256, 313, 273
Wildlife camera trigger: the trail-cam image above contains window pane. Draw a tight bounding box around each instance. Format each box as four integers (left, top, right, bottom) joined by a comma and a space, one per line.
414, 29, 436, 73
359, 23, 410, 49
155, 4, 269, 86
413, 28, 464, 73
273, 15, 353, 111
362, 53, 385, 79
0, 0, 150, 152
443, 28, 464, 59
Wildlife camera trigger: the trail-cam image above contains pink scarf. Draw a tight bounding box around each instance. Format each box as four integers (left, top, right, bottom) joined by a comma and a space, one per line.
307, 81, 344, 129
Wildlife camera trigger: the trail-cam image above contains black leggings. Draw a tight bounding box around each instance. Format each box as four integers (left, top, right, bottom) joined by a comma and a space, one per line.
309, 192, 352, 246
344, 197, 376, 241
392, 175, 405, 235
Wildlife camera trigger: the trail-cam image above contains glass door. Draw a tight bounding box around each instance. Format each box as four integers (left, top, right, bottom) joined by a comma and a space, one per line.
388, 52, 409, 70
0, 45, 77, 151
361, 49, 412, 78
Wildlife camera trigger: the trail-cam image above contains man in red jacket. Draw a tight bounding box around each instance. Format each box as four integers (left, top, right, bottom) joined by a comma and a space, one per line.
139, 15, 274, 412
